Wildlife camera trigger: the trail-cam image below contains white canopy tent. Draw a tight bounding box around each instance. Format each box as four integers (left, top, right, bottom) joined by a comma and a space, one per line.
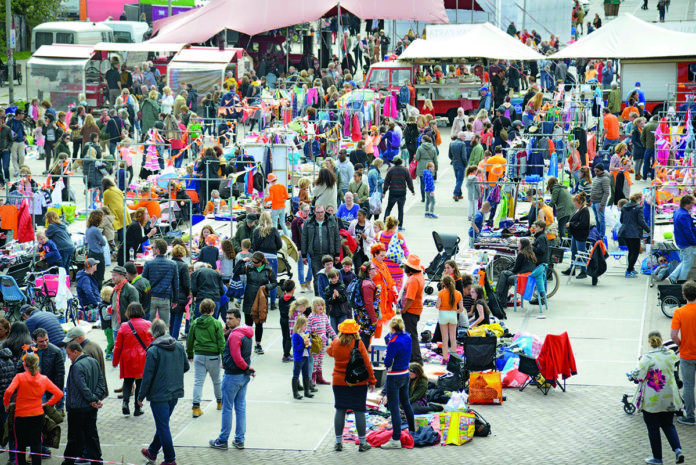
551, 14, 696, 59
398, 23, 545, 61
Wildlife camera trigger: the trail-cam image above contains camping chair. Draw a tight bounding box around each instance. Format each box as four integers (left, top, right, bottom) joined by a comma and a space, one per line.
462, 335, 497, 372
567, 248, 591, 284
514, 264, 549, 314
518, 332, 576, 395
0, 275, 27, 321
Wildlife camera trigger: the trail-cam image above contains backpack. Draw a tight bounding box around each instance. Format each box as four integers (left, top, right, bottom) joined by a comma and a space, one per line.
345, 340, 369, 384
469, 409, 492, 437
346, 277, 365, 309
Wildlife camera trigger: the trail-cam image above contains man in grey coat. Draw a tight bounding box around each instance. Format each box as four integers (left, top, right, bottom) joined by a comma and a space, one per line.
301, 205, 341, 295
590, 163, 612, 239
449, 132, 468, 201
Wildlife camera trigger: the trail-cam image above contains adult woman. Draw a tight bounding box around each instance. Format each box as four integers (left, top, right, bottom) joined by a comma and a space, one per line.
577, 167, 592, 196
439, 260, 466, 296
610, 142, 632, 204
495, 238, 537, 307
239, 251, 277, 355
103, 177, 131, 243
379, 317, 415, 449
436, 275, 464, 363
171, 244, 191, 340
472, 109, 489, 134
631, 331, 683, 464
451, 107, 466, 135
547, 177, 574, 240
252, 212, 283, 307
377, 216, 409, 290
327, 319, 376, 453
2, 321, 32, 361
120, 207, 156, 266
370, 243, 397, 337
0, 319, 9, 343
68, 105, 85, 159
403, 116, 419, 163
563, 192, 591, 280
140, 90, 161, 136
354, 263, 381, 349
80, 114, 100, 152
196, 147, 221, 209
291, 203, 312, 292
367, 158, 384, 198
113, 302, 152, 417
313, 167, 338, 212
414, 135, 438, 203
619, 193, 650, 278
3, 353, 62, 465
348, 209, 375, 271
45, 210, 74, 272
632, 117, 646, 181
160, 86, 174, 114
86, 209, 108, 288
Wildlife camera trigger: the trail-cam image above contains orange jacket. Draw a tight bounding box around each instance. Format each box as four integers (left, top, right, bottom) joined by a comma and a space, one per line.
265, 183, 289, 210
128, 198, 161, 219
327, 338, 376, 386
4, 371, 63, 417
205, 199, 228, 215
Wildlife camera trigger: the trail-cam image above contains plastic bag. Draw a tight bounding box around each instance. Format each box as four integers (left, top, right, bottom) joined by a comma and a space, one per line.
444, 391, 469, 412
369, 191, 382, 216
436, 412, 475, 446
469, 372, 503, 405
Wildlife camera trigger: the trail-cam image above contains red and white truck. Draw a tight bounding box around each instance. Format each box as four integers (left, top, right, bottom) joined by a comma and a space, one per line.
620, 58, 696, 113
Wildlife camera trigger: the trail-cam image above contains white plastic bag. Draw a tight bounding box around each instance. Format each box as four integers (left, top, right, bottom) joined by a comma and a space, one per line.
444, 390, 469, 412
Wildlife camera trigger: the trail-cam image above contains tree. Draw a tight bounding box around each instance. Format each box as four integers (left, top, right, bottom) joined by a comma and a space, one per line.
0, 0, 61, 49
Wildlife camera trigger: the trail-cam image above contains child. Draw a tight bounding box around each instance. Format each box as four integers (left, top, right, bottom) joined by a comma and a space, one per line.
33, 119, 45, 163
316, 255, 334, 300
199, 235, 220, 270
298, 177, 312, 205
99, 286, 114, 359
219, 239, 236, 282
465, 166, 482, 222
436, 275, 464, 363
279, 280, 296, 363
308, 297, 336, 385
205, 190, 228, 215
116, 161, 128, 192
324, 269, 349, 336
265, 173, 290, 236
468, 201, 491, 247
36, 232, 62, 268
289, 297, 311, 334
339, 257, 356, 287
99, 207, 116, 250
468, 285, 491, 329
186, 298, 225, 417
423, 161, 437, 219
481, 123, 493, 149
291, 316, 314, 399
237, 239, 252, 287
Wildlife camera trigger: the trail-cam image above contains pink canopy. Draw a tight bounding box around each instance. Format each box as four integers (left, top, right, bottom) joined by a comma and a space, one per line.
150, 0, 449, 43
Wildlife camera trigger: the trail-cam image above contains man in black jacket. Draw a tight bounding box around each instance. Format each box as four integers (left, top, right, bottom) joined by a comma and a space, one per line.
125, 262, 152, 319
0, 109, 12, 186
449, 132, 468, 201
142, 239, 178, 326
64, 341, 107, 465
191, 262, 225, 320
531, 220, 550, 265
301, 205, 341, 296
382, 155, 414, 230
33, 328, 65, 412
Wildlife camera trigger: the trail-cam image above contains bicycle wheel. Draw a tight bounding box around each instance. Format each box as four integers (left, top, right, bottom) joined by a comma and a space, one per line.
546, 268, 560, 298
661, 296, 680, 319
487, 255, 515, 285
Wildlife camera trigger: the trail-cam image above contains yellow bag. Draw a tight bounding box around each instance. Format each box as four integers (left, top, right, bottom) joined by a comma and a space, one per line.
437, 412, 475, 446
310, 333, 323, 354
478, 323, 505, 338
467, 327, 487, 337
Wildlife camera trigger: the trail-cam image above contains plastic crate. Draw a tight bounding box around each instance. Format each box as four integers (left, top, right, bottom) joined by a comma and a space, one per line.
35, 274, 70, 297
549, 247, 565, 264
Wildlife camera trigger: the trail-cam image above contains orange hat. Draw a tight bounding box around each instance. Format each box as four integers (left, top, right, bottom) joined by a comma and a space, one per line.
267, 173, 277, 183
401, 254, 423, 271
206, 235, 218, 245
338, 319, 359, 334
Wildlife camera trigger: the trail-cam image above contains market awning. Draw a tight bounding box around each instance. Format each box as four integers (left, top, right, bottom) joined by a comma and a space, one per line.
443, 0, 483, 10
150, 0, 449, 43
32, 45, 96, 59
551, 13, 696, 59
170, 47, 244, 63
399, 23, 545, 61
92, 42, 187, 54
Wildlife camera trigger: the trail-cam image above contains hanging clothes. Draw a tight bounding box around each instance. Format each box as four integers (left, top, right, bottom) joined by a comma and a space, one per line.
17, 199, 35, 243
351, 114, 361, 141
343, 112, 351, 138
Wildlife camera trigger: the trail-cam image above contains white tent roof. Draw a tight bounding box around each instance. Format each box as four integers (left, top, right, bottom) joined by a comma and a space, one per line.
398, 23, 544, 61
551, 14, 696, 59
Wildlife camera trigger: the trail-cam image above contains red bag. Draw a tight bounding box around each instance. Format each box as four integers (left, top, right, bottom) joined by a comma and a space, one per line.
366, 429, 414, 449
409, 158, 417, 179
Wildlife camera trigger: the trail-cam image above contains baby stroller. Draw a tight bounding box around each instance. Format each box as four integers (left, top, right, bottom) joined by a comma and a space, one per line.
277, 235, 298, 281
424, 231, 460, 295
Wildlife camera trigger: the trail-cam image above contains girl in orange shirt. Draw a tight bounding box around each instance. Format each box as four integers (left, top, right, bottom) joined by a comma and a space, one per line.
370, 243, 396, 335
4, 353, 63, 465
436, 275, 464, 363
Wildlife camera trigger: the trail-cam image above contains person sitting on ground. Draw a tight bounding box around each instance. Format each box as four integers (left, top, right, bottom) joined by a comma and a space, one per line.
495, 238, 537, 308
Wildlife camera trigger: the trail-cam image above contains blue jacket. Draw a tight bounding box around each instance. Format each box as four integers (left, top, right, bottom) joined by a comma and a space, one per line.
292, 332, 310, 361
469, 210, 484, 237
383, 331, 412, 374
8, 118, 25, 142
139, 335, 189, 403
423, 169, 435, 193
25, 310, 65, 348
76, 270, 100, 308
40, 239, 62, 266
142, 255, 179, 302
45, 223, 73, 251
674, 208, 696, 249
368, 166, 383, 194
316, 270, 330, 302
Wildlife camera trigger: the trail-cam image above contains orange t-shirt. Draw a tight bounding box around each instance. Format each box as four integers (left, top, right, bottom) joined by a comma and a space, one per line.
438, 288, 462, 311
128, 198, 161, 219
485, 155, 506, 186
603, 114, 620, 140
265, 183, 289, 210
4, 371, 63, 417
205, 199, 228, 215
0, 205, 18, 236
621, 106, 638, 121
403, 272, 425, 316
672, 303, 696, 359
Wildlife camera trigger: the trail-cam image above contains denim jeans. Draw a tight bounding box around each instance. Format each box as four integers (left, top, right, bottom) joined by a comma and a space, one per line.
681, 358, 696, 420
169, 309, 184, 339
570, 237, 587, 272
217, 373, 250, 444
453, 165, 465, 197
0, 150, 9, 183
592, 203, 606, 238
643, 411, 681, 460
193, 355, 222, 406
425, 191, 435, 215
148, 399, 178, 463
384, 193, 406, 227
601, 137, 620, 151
271, 208, 290, 236
298, 255, 312, 284
292, 356, 310, 378
330, 315, 348, 336
264, 253, 278, 301
669, 246, 696, 282
151, 297, 171, 326
385, 374, 415, 440
643, 148, 655, 180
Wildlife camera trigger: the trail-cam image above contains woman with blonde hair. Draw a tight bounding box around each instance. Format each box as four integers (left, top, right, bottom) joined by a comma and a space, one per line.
80, 114, 100, 149
140, 89, 161, 136
160, 86, 174, 114
252, 211, 283, 308
472, 109, 490, 134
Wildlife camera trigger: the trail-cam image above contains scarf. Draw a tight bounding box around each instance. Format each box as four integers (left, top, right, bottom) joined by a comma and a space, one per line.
113, 280, 127, 325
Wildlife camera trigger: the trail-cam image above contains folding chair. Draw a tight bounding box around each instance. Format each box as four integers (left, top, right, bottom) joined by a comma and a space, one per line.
514, 264, 549, 313
462, 335, 498, 372
518, 332, 576, 395
567, 249, 591, 284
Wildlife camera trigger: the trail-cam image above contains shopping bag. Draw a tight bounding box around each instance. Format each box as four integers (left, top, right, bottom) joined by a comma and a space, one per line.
468, 372, 503, 405
369, 191, 382, 216
103, 242, 111, 267
436, 412, 475, 446
444, 391, 468, 412
310, 333, 323, 354
385, 233, 405, 265
62, 202, 77, 224
409, 158, 417, 179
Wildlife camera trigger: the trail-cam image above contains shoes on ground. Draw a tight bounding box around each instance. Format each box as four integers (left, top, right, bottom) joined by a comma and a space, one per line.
209, 439, 228, 450
381, 439, 402, 449
232, 441, 245, 450
192, 407, 203, 418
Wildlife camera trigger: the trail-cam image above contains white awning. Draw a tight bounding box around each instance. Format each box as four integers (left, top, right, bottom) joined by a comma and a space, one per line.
92, 42, 186, 54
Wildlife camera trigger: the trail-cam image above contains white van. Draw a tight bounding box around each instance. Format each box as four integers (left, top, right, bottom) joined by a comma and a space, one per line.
31, 21, 114, 52
102, 21, 149, 44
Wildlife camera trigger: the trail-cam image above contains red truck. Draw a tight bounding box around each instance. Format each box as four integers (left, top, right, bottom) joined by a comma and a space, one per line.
620, 58, 696, 114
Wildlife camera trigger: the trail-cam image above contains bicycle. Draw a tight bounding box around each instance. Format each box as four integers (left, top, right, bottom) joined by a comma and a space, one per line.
24, 267, 61, 315
485, 249, 561, 299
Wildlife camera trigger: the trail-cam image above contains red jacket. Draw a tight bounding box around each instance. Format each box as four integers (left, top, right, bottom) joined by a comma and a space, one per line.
536, 332, 577, 387
18, 199, 35, 243
113, 317, 153, 379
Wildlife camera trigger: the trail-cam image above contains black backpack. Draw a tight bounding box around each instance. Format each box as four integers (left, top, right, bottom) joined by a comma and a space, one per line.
346, 278, 365, 309
344, 340, 369, 385
469, 409, 492, 437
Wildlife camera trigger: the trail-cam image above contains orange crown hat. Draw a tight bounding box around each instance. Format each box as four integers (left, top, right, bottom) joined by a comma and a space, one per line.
206, 234, 219, 245
338, 319, 360, 334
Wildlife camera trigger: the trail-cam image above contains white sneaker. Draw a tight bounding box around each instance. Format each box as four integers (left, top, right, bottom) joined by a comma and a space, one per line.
381, 439, 402, 449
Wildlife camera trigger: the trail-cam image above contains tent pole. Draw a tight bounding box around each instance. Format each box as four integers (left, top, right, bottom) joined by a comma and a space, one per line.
456, 0, 458, 23
337, 1, 341, 62
286, 26, 289, 75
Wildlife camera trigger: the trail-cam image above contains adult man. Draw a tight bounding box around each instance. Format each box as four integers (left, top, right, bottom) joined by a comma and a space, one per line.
336, 149, 354, 195
492, 107, 512, 151
641, 115, 659, 181
8, 109, 27, 176
590, 164, 611, 239
668, 195, 696, 284
382, 155, 415, 229
76, 258, 101, 309
105, 62, 122, 107
601, 108, 620, 151
33, 328, 65, 412
671, 280, 696, 425
142, 239, 179, 326
209, 309, 254, 451
301, 205, 341, 295
63, 326, 108, 390
125, 262, 151, 319
601, 60, 614, 90
477, 87, 492, 112
607, 82, 622, 116
63, 341, 107, 465
190, 262, 225, 319
139, 319, 189, 465
233, 213, 258, 252
110, 266, 139, 354
449, 132, 467, 201
0, 110, 12, 186
467, 134, 484, 167
401, 255, 425, 364
22, 305, 65, 348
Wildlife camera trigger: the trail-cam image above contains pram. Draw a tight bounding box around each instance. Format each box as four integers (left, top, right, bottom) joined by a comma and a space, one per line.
424, 231, 461, 295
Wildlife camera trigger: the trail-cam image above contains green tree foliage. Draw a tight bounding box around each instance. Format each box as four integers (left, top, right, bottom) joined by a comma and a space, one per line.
0, 0, 61, 49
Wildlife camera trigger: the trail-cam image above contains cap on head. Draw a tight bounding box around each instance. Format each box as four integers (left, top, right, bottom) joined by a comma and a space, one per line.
63, 326, 86, 343
86, 258, 100, 267
112, 266, 128, 276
